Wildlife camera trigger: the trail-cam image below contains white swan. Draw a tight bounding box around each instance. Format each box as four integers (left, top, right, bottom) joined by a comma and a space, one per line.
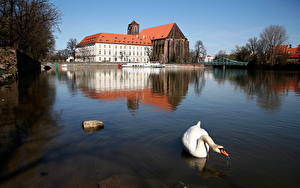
182, 121, 229, 158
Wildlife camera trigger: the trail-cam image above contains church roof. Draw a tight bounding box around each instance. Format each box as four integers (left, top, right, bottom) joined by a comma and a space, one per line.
139, 23, 175, 40
77, 23, 177, 47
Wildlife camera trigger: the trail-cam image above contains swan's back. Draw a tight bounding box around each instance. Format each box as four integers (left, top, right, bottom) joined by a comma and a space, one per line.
182, 121, 209, 156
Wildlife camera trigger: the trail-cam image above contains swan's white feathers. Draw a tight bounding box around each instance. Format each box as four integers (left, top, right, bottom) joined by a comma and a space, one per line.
182, 122, 209, 157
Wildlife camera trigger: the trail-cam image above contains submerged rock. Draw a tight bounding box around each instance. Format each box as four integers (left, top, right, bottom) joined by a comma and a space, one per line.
82, 120, 104, 133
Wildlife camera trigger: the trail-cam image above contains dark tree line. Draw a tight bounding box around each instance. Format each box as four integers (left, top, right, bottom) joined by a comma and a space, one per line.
0, 0, 61, 60
215, 25, 290, 67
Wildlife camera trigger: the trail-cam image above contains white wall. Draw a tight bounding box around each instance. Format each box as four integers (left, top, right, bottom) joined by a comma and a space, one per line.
204, 56, 214, 62
76, 43, 152, 63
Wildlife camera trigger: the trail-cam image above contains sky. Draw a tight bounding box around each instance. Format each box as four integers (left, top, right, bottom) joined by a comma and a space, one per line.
52, 0, 300, 55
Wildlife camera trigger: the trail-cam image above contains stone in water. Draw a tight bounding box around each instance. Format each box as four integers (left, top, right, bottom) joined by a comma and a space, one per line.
82, 120, 104, 133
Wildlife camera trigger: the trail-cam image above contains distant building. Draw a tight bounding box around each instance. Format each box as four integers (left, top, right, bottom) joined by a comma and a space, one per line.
66, 56, 74, 62
274, 45, 300, 63
204, 55, 214, 62
76, 21, 189, 63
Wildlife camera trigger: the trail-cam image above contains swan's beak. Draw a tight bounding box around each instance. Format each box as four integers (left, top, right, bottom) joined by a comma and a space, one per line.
220, 148, 229, 157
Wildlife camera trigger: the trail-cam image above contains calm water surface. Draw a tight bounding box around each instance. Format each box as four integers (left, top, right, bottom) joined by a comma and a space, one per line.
0, 66, 299, 188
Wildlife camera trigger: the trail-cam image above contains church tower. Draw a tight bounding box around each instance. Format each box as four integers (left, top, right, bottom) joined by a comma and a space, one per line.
127, 21, 139, 35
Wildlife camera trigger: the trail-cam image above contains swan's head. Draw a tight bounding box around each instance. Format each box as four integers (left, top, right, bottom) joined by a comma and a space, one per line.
212, 145, 229, 157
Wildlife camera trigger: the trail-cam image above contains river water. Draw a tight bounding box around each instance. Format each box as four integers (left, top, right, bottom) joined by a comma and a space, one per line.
0, 66, 299, 188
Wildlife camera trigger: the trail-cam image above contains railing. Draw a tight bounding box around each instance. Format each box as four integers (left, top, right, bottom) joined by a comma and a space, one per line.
200, 57, 248, 66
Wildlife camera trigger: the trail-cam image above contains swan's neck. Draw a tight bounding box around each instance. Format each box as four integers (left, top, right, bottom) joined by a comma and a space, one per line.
200, 135, 217, 149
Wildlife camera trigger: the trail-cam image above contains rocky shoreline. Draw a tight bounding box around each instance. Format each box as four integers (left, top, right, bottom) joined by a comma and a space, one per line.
0, 48, 18, 85
0, 47, 41, 86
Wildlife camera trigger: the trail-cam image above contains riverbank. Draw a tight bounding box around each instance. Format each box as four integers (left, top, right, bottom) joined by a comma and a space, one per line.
0, 48, 18, 85
0, 48, 41, 86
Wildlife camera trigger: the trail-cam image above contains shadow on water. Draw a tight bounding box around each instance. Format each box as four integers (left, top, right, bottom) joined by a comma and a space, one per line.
181, 150, 244, 188
0, 72, 58, 184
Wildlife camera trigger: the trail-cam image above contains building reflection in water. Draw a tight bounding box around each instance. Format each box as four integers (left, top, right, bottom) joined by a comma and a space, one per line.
60, 66, 300, 112
62, 67, 206, 112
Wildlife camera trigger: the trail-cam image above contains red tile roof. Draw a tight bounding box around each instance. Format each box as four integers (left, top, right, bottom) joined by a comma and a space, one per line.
77, 33, 152, 47
77, 23, 176, 47
274, 45, 300, 58
288, 48, 297, 57
274, 45, 289, 52
139, 23, 175, 40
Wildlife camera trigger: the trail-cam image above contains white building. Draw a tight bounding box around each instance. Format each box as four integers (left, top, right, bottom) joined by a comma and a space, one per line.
204, 55, 214, 62
66, 56, 74, 62
76, 33, 152, 63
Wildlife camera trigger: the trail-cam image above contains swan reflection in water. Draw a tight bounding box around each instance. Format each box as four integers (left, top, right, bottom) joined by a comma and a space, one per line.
181, 150, 227, 178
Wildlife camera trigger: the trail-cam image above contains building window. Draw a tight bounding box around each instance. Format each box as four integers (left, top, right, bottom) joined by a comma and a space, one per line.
99, 57, 101, 61
109, 45, 111, 48
104, 45, 106, 48
109, 51, 111, 55
109, 57, 111, 62
129, 46, 131, 49
115, 57, 117, 61
104, 50, 106, 55
120, 46, 122, 49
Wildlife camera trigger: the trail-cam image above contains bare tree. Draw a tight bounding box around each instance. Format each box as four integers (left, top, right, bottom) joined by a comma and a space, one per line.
231, 45, 250, 62
67, 38, 77, 61
260, 25, 288, 65
246, 37, 260, 55
76, 47, 91, 62
0, 0, 61, 60
145, 47, 152, 62
56, 49, 69, 61
214, 50, 227, 60
193, 40, 207, 63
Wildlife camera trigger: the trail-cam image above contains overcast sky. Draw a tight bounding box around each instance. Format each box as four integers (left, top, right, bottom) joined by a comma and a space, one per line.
52, 0, 300, 55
